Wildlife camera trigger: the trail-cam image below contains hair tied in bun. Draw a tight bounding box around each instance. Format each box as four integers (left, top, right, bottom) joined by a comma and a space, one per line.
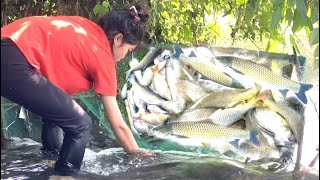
130, 6, 140, 22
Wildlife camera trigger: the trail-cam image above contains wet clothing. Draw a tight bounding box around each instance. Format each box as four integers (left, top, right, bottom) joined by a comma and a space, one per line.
1, 16, 116, 176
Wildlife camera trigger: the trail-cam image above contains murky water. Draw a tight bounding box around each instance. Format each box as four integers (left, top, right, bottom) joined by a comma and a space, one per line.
1, 138, 319, 180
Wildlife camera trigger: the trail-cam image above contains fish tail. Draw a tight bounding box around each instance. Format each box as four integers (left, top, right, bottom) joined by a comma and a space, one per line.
249, 131, 260, 147
189, 51, 197, 57
173, 47, 183, 58
295, 83, 313, 104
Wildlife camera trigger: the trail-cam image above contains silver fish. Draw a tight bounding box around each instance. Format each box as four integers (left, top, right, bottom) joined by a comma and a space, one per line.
245, 107, 294, 147
166, 59, 178, 100
152, 64, 172, 100
147, 105, 168, 114
128, 74, 165, 105
208, 97, 257, 127
126, 47, 162, 78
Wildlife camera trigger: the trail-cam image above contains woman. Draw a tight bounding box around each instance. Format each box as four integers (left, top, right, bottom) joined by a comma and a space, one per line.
1, 4, 153, 176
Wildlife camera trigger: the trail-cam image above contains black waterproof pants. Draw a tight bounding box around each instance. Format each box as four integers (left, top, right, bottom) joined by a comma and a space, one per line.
1, 38, 92, 176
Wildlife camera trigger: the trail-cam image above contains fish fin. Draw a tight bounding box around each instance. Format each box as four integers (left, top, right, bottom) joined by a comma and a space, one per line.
295, 83, 313, 104
253, 83, 262, 93
154, 63, 159, 73
172, 134, 189, 138
229, 66, 244, 75
249, 131, 260, 147
127, 73, 135, 84
231, 80, 245, 89
279, 89, 289, 97
210, 58, 217, 64
229, 139, 240, 148
189, 51, 197, 57
271, 60, 284, 76
173, 47, 183, 58
126, 69, 133, 79
201, 142, 211, 148
256, 92, 268, 101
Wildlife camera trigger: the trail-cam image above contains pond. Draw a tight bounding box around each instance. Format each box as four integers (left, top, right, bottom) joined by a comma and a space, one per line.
1, 137, 318, 180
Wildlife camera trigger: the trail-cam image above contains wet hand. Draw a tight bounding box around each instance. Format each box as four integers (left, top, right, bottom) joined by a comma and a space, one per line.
129, 148, 154, 157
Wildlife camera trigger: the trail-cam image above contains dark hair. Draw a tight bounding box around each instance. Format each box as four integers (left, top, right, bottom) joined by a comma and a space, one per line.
98, 4, 149, 46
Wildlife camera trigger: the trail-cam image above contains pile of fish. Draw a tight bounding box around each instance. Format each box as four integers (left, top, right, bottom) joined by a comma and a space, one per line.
121, 47, 313, 169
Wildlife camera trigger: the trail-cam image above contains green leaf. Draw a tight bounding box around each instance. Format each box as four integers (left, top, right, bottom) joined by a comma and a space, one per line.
292, 9, 312, 32
309, 28, 319, 45
271, 0, 284, 6
285, 8, 294, 24
290, 35, 301, 54
295, 0, 308, 17
93, 4, 103, 15
93, 3, 109, 16
102, 1, 110, 9
271, 7, 282, 30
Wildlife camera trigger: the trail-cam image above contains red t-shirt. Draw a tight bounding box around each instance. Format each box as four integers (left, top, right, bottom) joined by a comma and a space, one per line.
1, 16, 117, 96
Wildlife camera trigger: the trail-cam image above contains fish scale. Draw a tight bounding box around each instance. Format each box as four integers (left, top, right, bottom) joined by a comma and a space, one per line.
166, 122, 251, 140
179, 54, 237, 88
191, 85, 259, 109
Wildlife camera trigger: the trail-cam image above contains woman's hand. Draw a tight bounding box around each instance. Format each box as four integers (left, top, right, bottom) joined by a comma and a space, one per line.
129, 148, 154, 156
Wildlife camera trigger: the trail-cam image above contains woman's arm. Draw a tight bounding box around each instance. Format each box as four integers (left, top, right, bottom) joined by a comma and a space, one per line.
100, 95, 152, 155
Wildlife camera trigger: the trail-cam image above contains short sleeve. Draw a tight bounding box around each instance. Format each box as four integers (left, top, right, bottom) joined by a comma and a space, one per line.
88, 49, 117, 96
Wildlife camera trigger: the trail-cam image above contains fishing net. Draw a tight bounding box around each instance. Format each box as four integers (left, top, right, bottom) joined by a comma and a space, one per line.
0, 45, 312, 162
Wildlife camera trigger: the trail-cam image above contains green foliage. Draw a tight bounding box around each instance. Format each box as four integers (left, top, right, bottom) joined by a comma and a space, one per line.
150, 0, 319, 60
93, 1, 111, 16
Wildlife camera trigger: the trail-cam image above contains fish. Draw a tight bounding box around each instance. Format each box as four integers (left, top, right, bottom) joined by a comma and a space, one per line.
168, 108, 219, 123
171, 58, 198, 80
191, 83, 260, 109
125, 91, 139, 136
159, 97, 187, 114
197, 79, 236, 92
245, 107, 294, 147
228, 139, 281, 161
133, 119, 152, 135
151, 59, 168, 72
160, 49, 172, 60
270, 89, 304, 112
166, 59, 178, 100
136, 112, 170, 126
215, 56, 313, 104
126, 47, 162, 79
175, 79, 209, 102
128, 74, 165, 105
132, 89, 147, 113
152, 122, 253, 142
207, 96, 258, 127
147, 105, 168, 114
152, 64, 172, 100
173, 48, 243, 88
138, 66, 154, 86
128, 57, 143, 85
256, 93, 304, 144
